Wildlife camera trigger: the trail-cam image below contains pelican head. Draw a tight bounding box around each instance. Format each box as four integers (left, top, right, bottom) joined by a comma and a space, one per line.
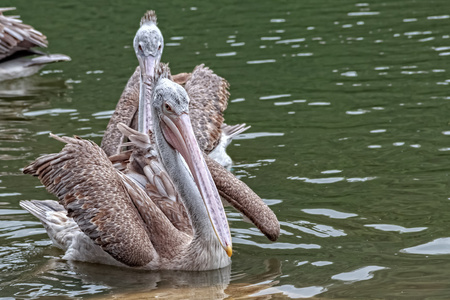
133, 10, 164, 79
152, 75, 233, 257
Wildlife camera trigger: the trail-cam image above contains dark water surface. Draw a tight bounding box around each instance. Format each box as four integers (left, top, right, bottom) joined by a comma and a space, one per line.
1, 0, 450, 298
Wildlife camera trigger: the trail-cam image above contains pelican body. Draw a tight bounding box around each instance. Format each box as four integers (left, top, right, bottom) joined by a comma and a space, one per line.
21, 10, 279, 271
105, 10, 279, 242
22, 66, 231, 270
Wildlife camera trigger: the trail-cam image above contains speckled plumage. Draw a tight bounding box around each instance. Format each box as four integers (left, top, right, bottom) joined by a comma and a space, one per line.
117, 122, 193, 236
101, 63, 280, 242
101, 64, 230, 157
22, 10, 279, 270
22, 78, 232, 270
185, 64, 229, 154
100, 9, 279, 243
23, 135, 158, 267
101, 67, 140, 156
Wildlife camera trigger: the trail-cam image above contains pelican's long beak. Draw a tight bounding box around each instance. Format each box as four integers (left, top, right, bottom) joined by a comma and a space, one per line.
138, 55, 158, 79
137, 55, 159, 133
161, 112, 233, 257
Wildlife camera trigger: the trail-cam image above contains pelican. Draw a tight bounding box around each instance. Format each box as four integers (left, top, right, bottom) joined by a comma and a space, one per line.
20, 11, 279, 270
0, 7, 70, 82
22, 65, 232, 270
103, 11, 279, 241
101, 11, 248, 170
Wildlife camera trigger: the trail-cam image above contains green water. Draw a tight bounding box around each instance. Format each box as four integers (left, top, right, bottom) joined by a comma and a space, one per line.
1, 0, 450, 298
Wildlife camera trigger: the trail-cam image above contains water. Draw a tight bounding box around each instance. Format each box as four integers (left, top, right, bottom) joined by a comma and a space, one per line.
1, 0, 450, 298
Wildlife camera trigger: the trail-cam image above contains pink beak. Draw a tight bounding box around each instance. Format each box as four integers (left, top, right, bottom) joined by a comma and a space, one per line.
160, 112, 233, 257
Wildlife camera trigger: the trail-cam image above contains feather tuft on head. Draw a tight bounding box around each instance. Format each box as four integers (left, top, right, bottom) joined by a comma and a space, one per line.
140, 10, 157, 26
154, 63, 171, 83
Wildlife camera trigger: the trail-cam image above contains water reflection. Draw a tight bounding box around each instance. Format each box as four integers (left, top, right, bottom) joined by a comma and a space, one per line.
0, 76, 68, 99
9, 258, 281, 299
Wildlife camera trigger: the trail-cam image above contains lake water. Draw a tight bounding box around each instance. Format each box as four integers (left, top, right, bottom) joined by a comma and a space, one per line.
1, 0, 450, 298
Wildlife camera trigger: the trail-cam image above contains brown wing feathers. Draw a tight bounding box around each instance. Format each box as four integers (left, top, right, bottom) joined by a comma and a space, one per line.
0, 7, 48, 60
101, 67, 140, 157
185, 64, 229, 154
117, 122, 194, 236
23, 135, 155, 267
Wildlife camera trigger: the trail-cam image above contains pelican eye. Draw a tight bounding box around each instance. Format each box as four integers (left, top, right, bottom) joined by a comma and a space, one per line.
158, 44, 162, 51
164, 103, 172, 112
138, 44, 143, 52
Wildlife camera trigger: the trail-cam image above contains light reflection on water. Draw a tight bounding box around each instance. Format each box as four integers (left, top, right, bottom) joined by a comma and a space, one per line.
0, 0, 450, 298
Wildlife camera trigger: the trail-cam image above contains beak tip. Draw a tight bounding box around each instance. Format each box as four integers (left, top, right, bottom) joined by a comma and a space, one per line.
225, 245, 233, 257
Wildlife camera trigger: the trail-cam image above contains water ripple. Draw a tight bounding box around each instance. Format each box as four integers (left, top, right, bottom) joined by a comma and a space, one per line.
234, 237, 321, 250
287, 176, 377, 184
308, 101, 330, 106
302, 209, 358, 219
365, 224, 427, 233
427, 15, 449, 20
347, 12, 380, 16
259, 94, 291, 100
401, 238, 450, 255
281, 221, 347, 238
234, 132, 284, 140
252, 284, 327, 299
23, 108, 77, 117
216, 52, 237, 57
88, 110, 110, 120
246, 59, 276, 64
275, 38, 305, 44
331, 266, 387, 283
